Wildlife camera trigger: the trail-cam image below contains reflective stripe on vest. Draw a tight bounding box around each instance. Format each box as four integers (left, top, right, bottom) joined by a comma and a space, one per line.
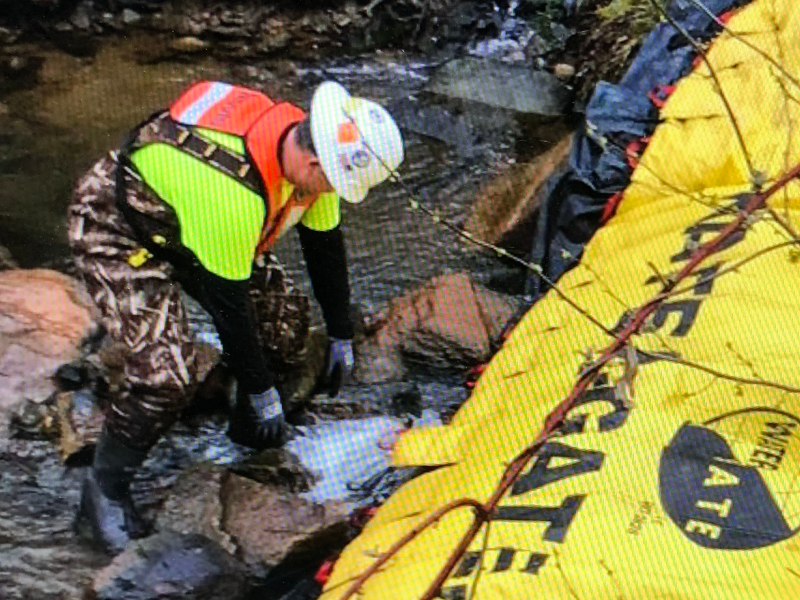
173, 82, 234, 125
170, 81, 278, 136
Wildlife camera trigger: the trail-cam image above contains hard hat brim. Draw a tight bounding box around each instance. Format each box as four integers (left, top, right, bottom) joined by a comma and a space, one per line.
310, 82, 370, 204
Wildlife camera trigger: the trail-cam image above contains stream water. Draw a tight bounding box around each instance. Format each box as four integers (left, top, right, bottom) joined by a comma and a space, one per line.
0, 32, 567, 599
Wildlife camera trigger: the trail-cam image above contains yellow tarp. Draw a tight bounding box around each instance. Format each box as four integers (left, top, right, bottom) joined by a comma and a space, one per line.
322, 1, 800, 598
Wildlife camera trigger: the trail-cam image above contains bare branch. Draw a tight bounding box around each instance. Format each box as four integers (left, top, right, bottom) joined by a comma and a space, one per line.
646, 0, 759, 185
686, 0, 800, 93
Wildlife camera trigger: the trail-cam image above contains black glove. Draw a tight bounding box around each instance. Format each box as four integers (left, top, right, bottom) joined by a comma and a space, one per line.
323, 337, 354, 397
227, 386, 286, 449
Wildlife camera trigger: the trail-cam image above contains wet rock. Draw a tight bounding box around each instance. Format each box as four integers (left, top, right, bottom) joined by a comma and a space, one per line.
0, 441, 105, 599
554, 62, 576, 79
89, 532, 250, 600
0, 244, 17, 269
465, 134, 572, 254
7, 398, 55, 440
53, 389, 104, 461
391, 384, 423, 417
0, 269, 100, 419
9, 369, 107, 455
70, 1, 93, 30
306, 393, 369, 421
169, 36, 208, 53
256, 27, 292, 55
355, 273, 521, 382
229, 449, 316, 493
426, 57, 571, 117
387, 98, 480, 158
155, 464, 237, 555
354, 334, 405, 384
157, 464, 352, 573
0, 27, 22, 45
121, 8, 142, 25
220, 472, 351, 570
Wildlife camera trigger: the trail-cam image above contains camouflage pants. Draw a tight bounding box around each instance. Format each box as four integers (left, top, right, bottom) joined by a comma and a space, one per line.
67, 154, 199, 450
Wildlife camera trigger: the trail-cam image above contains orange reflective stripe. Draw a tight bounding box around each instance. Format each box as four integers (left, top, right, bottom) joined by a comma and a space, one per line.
170, 82, 276, 135
196, 88, 274, 134
337, 122, 360, 143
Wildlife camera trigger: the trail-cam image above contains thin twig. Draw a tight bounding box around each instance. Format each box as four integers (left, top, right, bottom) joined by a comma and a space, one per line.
686, 0, 800, 94
336, 499, 488, 600
351, 113, 618, 338
660, 239, 800, 300
646, 0, 759, 184
638, 350, 800, 395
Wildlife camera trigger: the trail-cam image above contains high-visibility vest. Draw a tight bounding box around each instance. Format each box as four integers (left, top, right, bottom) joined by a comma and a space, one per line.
170, 80, 320, 253
123, 81, 337, 280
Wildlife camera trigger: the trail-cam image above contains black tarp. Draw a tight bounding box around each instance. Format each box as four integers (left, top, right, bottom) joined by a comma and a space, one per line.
525, 0, 754, 300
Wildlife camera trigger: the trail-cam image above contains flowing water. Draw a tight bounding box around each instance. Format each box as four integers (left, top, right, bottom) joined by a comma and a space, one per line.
0, 32, 567, 599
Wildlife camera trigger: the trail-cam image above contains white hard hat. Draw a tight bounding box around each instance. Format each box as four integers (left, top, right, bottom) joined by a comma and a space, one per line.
310, 81, 404, 204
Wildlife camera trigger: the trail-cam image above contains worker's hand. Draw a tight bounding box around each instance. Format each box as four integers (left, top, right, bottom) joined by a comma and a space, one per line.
324, 337, 354, 397
228, 386, 286, 449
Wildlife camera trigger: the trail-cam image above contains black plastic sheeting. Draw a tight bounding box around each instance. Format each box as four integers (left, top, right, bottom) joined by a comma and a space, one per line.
525, 0, 754, 301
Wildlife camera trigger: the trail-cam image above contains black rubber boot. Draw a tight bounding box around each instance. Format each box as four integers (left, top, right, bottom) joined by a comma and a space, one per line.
74, 432, 151, 556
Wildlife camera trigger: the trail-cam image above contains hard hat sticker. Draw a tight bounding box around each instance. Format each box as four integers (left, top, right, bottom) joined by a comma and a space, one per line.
337, 122, 360, 144
351, 149, 371, 169
338, 152, 353, 172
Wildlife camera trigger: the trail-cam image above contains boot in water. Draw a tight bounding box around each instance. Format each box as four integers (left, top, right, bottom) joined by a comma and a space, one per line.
75, 432, 150, 556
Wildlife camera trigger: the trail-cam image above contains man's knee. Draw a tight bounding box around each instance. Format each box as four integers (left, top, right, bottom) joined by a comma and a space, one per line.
106, 384, 197, 450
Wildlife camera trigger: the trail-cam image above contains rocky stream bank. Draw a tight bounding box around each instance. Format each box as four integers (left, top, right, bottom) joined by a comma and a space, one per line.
0, 1, 658, 598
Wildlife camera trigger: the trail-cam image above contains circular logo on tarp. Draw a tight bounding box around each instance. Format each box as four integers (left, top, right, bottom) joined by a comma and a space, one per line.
659, 408, 800, 550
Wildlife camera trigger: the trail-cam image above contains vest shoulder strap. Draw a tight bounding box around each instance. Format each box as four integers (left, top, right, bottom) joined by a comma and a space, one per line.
132, 112, 263, 196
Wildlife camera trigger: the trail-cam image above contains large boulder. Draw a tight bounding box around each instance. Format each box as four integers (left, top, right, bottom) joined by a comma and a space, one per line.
355, 273, 521, 383
157, 461, 352, 574
89, 532, 250, 600
0, 269, 99, 419
426, 57, 571, 117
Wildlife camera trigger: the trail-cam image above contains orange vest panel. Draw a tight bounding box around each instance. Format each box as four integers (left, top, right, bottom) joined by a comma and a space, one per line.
168, 81, 309, 253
